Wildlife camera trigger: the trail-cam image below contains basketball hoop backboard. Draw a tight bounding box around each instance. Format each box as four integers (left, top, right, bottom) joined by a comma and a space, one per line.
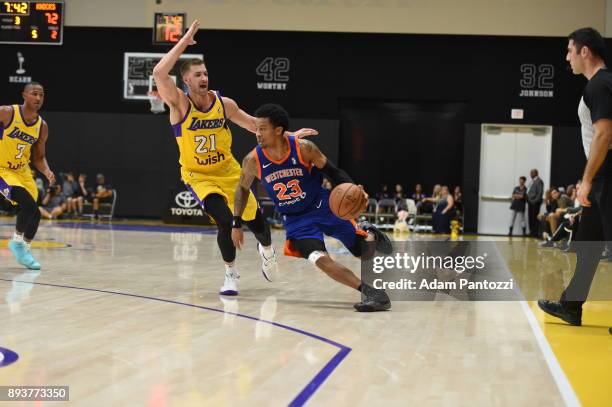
123, 52, 203, 100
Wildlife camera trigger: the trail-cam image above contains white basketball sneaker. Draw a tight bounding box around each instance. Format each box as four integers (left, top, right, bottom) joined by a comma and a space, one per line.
220, 266, 239, 296
258, 243, 277, 282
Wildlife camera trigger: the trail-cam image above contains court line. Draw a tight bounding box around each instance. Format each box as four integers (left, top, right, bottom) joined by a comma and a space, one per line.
491, 245, 581, 407
0, 278, 351, 406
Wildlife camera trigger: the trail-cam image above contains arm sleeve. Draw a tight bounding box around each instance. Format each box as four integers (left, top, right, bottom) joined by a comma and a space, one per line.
320, 160, 354, 186
584, 78, 612, 122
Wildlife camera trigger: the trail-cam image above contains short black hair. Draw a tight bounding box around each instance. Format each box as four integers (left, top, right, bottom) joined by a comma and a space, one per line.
24, 81, 43, 92
568, 27, 606, 60
254, 103, 290, 134
519, 176, 527, 182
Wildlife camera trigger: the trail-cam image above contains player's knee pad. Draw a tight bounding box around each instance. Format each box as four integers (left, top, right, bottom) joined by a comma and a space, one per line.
308, 250, 327, 264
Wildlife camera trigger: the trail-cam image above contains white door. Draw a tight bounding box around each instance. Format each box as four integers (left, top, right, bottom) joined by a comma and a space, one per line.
478, 124, 552, 235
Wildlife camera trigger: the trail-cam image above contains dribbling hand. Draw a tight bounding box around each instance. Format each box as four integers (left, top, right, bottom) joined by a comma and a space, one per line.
358, 185, 369, 212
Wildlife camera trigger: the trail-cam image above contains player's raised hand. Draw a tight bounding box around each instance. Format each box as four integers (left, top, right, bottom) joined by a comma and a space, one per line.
182, 20, 200, 45
231, 227, 244, 250
292, 128, 319, 139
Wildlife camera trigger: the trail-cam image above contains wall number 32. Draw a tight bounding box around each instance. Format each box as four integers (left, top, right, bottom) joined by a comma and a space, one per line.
520, 64, 554, 89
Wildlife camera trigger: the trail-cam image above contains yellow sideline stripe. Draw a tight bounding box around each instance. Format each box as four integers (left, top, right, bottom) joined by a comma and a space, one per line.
530, 300, 612, 407
0, 240, 68, 249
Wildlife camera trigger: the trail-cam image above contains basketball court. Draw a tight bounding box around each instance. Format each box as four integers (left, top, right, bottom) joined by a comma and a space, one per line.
1, 220, 611, 405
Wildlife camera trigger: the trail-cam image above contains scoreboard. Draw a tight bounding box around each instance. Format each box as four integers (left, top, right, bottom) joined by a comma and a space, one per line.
153, 12, 186, 45
0, 1, 64, 45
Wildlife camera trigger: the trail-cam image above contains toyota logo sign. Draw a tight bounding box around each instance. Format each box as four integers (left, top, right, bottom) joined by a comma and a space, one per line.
175, 191, 199, 209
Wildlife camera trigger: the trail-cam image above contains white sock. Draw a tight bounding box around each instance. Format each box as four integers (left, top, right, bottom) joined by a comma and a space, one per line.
261, 245, 274, 258
26, 242, 31, 251
13, 233, 24, 243
225, 263, 239, 278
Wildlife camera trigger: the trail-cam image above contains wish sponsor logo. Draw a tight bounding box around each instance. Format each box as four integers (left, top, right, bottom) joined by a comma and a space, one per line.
194, 151, 225, 166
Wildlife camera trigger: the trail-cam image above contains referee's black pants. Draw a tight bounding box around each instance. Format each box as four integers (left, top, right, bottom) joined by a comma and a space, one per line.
561, 152, 612, 311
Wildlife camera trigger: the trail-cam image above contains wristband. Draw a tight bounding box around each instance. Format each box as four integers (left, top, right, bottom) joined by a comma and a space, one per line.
232, 216, 243, 228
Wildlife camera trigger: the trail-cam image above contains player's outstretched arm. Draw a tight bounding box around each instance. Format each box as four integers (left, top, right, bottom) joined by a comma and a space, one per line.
153, 20, 200, 108
222, 97, 319, 138
31, 121, 56, 185
231, 152, 259, 249
222, 97, 256, 133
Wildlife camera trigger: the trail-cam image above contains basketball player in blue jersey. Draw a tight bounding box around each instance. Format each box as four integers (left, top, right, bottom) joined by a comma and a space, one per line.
232, 104, 392, 312
0, 82, 56, 270
153, 20, 317, 295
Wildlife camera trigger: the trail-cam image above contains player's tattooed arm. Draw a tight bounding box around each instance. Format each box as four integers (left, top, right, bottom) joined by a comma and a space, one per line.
298, 139, 354, 186
297, 138, 327, 168
31, 121, 56, 185
234, 151, 258, 218
232, 152, 258, 249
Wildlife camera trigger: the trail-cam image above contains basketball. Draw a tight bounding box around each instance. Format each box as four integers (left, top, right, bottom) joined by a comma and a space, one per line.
329, 183, 366, 220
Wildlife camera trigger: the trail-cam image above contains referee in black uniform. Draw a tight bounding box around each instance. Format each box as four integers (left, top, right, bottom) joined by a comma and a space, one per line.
538, 28, 612, 331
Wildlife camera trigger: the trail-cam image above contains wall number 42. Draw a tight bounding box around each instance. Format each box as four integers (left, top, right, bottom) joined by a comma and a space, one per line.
256, 57, 290, 82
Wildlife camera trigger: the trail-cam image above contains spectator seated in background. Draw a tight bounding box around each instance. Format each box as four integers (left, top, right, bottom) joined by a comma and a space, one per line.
537, 188, 557, 238
547, 188, 573, 236
432, 185, 456, 233
540, 206, 582, 250
39, 184, 66, 220
394, 184, 405, 204
376, 184, 391, 201
411, 183, 426, 203
420, 184, 441, 214
61, 172, 79, 218
453, 186, 463, 214
92, 173, 114, 220
74, 173, 93, 216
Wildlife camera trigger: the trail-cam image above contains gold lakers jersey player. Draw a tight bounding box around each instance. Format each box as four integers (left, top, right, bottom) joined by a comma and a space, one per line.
172, 91, 258, 221
0, 104, 43, 201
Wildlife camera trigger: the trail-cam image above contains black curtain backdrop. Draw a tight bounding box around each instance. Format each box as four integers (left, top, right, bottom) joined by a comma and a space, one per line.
339, 100, 467, 196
